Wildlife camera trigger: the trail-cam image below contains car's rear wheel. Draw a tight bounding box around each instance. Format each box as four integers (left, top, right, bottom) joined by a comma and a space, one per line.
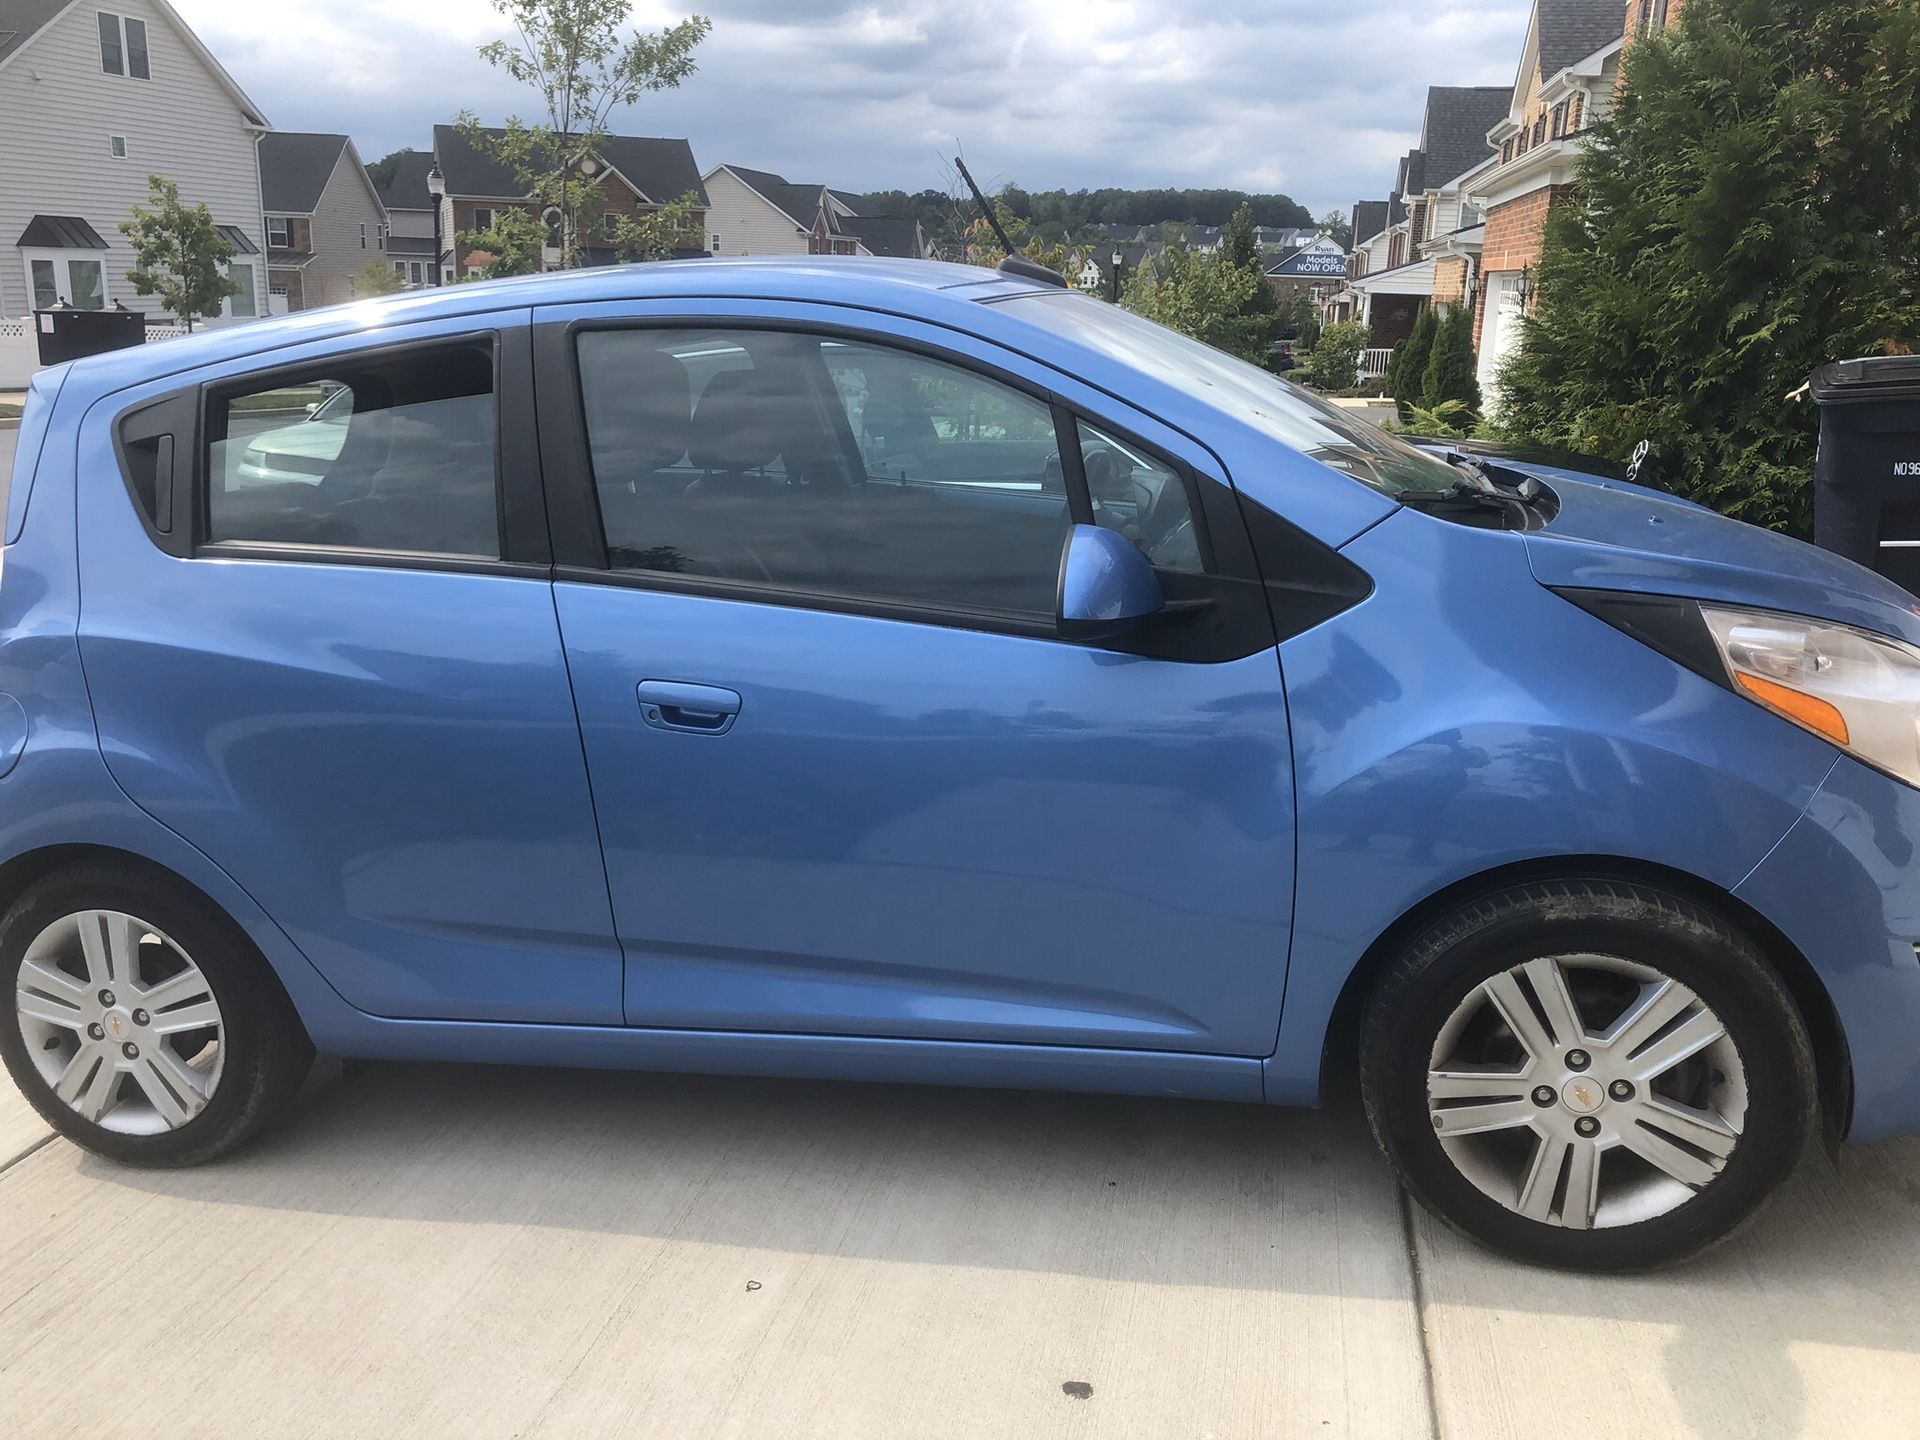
0, 860, 312, 1166
1360, 879, 1816, 1271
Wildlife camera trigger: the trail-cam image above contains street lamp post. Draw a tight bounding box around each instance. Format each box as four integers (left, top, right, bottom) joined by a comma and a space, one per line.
426, 162, 447, 286
1110, 249, 1123, 303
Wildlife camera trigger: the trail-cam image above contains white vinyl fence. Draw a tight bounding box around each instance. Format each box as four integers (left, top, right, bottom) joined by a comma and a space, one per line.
1359, 347, 1395, 381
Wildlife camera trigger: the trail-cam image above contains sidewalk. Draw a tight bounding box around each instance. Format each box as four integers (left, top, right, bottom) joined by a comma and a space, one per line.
4, 1061, 1919, 1438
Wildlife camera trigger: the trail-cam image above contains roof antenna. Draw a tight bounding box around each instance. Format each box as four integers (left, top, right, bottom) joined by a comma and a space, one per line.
952, 155, 1018, 256
953, 154, 1066, 288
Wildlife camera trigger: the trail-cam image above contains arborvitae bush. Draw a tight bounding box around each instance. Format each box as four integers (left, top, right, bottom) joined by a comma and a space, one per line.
1498, 0, 1920, 533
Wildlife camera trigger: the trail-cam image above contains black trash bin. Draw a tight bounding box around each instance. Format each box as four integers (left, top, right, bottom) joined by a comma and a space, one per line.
33, 302, 146, 367
1811, 354, 1920, 592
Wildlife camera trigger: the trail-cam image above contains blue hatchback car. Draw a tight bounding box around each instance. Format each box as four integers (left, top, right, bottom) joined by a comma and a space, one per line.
5, 257, 1920, 1270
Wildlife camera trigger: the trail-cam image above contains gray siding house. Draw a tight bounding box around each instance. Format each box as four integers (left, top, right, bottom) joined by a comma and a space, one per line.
259, 131, 388, 311
0, 0, 270, 331
703, 165, 931, 259
371, 149, 443, 289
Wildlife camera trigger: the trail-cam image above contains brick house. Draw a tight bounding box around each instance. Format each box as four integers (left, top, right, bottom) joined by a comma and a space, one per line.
430, 123, 708, 278
1465, 0, 1627, 405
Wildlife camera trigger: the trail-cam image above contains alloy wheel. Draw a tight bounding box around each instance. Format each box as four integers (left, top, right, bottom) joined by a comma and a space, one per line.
12, 909, 225, 1135
1425, 952, 1748, 1230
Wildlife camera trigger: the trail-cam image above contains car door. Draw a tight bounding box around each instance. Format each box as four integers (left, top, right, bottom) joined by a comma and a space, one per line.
75, 310, 623, 1023
536, 300, 1297, 1055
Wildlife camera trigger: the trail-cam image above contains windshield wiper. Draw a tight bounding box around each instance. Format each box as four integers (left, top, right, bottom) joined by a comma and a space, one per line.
1398, 454, 1543, 511
1394, 476, 1512, 510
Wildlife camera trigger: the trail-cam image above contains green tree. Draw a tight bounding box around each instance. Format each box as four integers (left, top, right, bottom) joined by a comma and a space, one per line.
459, 205, 549, 278
1422, 306, 1481, 414
459, 1, 710, 270
1121, 241, 1272, 363
353, 261, 408, 297
118, 175, 238, 331
1309, 321, 1372, 391
1318, 207, 1354, 250
1388, 305, 1438, 421
1499, 0, 1920, 532
1221, 202, 1281, 350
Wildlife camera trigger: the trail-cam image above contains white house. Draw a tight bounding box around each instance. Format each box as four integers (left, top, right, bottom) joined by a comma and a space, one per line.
702, 165, 930, 259
0, 0, 271, 343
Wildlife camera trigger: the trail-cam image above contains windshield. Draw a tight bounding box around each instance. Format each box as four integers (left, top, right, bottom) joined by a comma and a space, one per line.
999, 290, 1462, 498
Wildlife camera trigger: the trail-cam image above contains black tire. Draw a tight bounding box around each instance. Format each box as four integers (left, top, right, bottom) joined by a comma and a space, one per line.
0, 859, 314, 1167
1360, 878, 1817, 1271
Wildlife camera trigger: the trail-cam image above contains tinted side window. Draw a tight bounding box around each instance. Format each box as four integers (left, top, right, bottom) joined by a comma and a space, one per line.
577, 328, 1072, 618
205, 342, 499, 557
1078, 419, 1205, 574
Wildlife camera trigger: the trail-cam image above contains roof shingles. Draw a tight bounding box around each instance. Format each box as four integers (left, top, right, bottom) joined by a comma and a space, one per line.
1419, 85, 1511, 191
434, 125, 708, 207
1537, 0, 1627, 78
258, 132, 351, 214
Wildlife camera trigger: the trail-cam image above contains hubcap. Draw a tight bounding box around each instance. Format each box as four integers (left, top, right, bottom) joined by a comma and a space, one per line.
12, 910, 224, 1136
1426, 953, 1747, 1230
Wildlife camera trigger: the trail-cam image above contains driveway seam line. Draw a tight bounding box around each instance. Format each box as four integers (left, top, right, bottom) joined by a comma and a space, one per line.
1398, 1185, 1444, 1440
0, 1132, 56, 1180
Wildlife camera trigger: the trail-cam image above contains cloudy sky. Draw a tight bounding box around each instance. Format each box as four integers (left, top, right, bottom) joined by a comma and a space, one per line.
173, 0, 1531, 214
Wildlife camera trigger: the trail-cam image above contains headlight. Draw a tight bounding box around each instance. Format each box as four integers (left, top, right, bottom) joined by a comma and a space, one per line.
1702, 603, 1920, 786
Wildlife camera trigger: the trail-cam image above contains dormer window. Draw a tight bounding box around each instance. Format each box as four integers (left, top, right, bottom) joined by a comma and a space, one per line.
98, 13, 150, 80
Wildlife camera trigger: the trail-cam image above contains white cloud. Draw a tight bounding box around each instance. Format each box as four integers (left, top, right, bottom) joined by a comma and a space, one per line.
170, 0, 1531, 213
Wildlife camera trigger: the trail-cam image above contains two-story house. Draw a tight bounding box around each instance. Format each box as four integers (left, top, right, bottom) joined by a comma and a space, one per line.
1467, 0, 1627, 400
258, 132, 388, 312
1327, 85, 1507, 356
0, 0, 270, 367
371, 149, 443, 289
432, 124, 708, 278
701, 165, 932, 259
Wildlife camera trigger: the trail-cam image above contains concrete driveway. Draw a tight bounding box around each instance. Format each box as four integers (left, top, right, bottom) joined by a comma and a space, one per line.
4, 1061, 1920, 1440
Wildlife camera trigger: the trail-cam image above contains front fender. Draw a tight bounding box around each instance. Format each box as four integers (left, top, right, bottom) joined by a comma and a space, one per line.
1265, 509, 1839, 1103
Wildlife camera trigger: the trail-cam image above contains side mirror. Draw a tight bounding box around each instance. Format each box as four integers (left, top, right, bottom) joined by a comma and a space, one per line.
1056, 523, 1163, 641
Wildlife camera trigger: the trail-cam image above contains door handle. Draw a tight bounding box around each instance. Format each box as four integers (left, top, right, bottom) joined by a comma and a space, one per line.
637, 680, 742, 735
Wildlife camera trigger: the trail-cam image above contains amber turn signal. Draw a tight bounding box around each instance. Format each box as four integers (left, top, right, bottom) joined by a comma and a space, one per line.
1733, 672, 1851, 747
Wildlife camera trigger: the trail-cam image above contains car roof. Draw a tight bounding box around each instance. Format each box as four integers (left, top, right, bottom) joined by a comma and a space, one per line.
62, 258, 1049, 395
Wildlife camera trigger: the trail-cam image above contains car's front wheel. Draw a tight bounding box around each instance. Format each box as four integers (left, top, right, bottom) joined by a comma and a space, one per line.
0, 860, 313, 1166
1360, 879, 1817, 1271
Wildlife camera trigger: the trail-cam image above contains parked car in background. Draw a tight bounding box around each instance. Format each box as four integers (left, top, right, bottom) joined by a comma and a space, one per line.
5, 258, 1920, 1272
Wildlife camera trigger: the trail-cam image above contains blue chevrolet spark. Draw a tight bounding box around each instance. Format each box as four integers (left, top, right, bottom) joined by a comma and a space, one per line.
5, 257, 1919, 1270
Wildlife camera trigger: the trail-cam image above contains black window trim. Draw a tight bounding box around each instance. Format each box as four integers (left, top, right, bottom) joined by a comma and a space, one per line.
535, 311, 1270, 659
171, 323, 550, 574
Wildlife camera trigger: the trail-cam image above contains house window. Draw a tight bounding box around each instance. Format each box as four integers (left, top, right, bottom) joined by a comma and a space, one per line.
377, 224, 388, 249
266, 216, 291, 248
601, 212, 618, 235
109, 135, 128, 158
1569, 93, 1586, 132
97, 14, 149, 78
228, 262, 257, 318
471, 207, 495, 233
26, 253, 106, 310
358, 223, 367, 250
710, 232, 721, 251
98, 12, 123, 73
